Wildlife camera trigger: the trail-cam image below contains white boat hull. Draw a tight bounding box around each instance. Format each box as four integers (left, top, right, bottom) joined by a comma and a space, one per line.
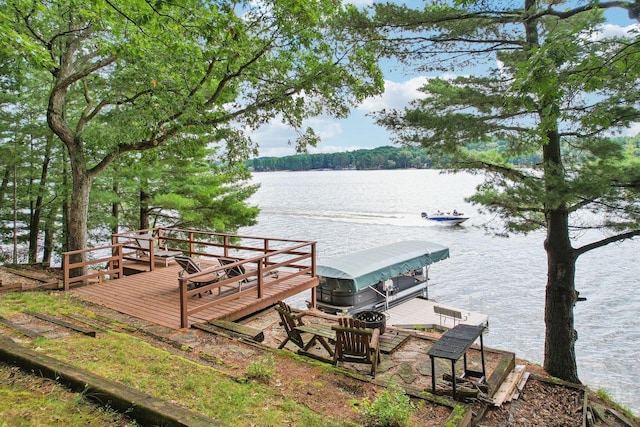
421, 212, 469, 225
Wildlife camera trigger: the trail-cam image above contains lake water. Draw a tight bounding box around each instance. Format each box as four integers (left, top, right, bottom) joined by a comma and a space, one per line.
240, 169, 640, 414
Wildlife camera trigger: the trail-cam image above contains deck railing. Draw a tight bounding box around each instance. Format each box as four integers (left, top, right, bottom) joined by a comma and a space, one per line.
62, 244, 124, 291
178, 239, 317, 328
63, 228, 318, 326
110, 227, 311, 271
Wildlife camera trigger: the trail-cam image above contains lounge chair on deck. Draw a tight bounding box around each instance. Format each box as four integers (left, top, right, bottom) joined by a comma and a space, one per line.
133, 233, 182, 267
332, 317, 381, 378
218, 257, 278, 290
174, 255, 226, 298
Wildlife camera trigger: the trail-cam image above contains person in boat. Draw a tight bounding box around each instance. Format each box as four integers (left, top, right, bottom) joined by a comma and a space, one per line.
453, 209, 458, 216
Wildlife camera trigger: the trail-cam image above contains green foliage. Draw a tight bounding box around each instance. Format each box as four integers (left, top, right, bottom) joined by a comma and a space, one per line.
245, 355, 275, 383
368, 1, 640, 237
93, 144, 259, 234
1, 0, 384, 256
443, 404, 466, 427
249, 137, 638, 173
360, 0, 640, 383
355, 383, 415, 427
595, 389, 638, 421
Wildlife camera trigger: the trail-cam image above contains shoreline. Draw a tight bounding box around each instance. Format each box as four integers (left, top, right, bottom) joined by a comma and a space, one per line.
0, 270, 637, 426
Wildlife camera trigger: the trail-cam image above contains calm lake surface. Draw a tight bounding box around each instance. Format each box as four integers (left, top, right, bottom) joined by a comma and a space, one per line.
240, 169, 639, 414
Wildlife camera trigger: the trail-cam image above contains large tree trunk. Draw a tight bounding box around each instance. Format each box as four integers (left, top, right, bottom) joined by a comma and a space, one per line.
61, 153, 70, 253
42, 210, 56, 267
543, 210, 580, 383
140, 189, 150, 230
112, 180, 119, 235
66, 168, 92, 278
523, 0, 580, 382
0, 166, 10, 211
542, 127, 580, 383
28, 141, 52, 263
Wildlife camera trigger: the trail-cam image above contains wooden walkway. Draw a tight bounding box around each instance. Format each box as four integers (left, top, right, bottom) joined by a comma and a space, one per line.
70, 263, 318, 329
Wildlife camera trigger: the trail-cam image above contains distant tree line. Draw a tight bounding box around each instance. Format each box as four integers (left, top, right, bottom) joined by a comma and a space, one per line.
249, 146, 434, 171
249, 137, 639, 171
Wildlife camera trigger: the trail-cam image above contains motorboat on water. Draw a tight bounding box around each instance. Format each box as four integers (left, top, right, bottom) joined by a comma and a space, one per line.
421, 210, 469, 225
315, 240, 450, 315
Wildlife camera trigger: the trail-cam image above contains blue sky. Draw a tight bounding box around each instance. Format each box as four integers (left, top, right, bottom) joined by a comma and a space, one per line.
252, 2, 640, 158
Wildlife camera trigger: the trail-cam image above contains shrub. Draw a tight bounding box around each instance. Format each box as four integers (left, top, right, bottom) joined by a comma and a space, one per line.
245, 355, 275, 383
356, 383, 415, 427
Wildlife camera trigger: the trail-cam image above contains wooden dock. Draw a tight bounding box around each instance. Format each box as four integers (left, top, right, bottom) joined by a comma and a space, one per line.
70, 263, 318, 329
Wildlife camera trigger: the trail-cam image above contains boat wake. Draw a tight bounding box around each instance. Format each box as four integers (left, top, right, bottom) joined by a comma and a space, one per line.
261, 208, 426, 227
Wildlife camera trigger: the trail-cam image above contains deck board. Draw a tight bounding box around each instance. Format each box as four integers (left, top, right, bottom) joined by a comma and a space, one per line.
70, 264, 318, 329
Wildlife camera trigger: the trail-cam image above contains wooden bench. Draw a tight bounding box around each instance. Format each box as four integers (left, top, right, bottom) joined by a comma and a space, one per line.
434, 305, 463, 326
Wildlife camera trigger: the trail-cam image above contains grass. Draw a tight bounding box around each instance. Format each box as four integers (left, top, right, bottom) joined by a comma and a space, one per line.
245, 355, 276, 383
0, 292, 344, 426
355, 382, 415, 427
0, 363, 136, 426
596, 388, 636, 420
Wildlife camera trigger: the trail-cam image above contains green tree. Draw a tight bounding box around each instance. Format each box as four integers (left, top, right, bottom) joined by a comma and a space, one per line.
3, 0, 383, 269
0, 45, 65, 264
366, 0, 640, 382
93, 144, 258, 235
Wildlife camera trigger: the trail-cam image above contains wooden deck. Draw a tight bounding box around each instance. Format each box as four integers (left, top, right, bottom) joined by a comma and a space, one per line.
70, 263, 318, 329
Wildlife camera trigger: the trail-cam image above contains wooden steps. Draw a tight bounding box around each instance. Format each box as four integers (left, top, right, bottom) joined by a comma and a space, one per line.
379, 330, 410, 354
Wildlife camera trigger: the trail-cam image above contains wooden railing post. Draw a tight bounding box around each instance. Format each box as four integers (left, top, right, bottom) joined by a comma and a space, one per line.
263, 239, 270, 269
109, 245, 116, 279
257, 263, 264, 299
148, 235, 155, 271
223, 235, 229, 257
63, 253, 70, 291
310, 242, 317, 308
115, 244, 123, 279
188, 231, 195, 256
179, 277, 189, 328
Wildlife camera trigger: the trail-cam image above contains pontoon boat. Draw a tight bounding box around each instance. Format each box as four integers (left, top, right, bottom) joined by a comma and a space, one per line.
315, 240, 450, 315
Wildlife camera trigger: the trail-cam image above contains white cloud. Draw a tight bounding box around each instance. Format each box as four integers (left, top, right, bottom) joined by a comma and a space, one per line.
343, 0, 373, 7
589, 23, 639, 40
252, 76, 455, 157
251, 115, 350, 157
625, 122, 640, 137
357, 77, 429, 113
250, 119, 293, 145
308, 144, 367, 154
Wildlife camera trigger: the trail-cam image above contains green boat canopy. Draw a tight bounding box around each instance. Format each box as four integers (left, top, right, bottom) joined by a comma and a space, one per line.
316, 240, 450, 293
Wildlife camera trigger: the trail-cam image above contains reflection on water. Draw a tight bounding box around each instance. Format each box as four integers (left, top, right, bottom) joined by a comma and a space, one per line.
241, 169, 640, 415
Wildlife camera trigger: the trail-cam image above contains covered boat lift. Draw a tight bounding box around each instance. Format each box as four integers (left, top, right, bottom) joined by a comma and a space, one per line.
315, 240, 450, 314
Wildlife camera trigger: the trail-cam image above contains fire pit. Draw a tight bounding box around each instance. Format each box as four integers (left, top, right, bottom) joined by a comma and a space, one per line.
353, 310, 387, 335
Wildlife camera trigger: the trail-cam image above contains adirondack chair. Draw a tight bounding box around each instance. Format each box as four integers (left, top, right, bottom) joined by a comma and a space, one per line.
274, 301, 309, 350
332, 317, 381, 377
